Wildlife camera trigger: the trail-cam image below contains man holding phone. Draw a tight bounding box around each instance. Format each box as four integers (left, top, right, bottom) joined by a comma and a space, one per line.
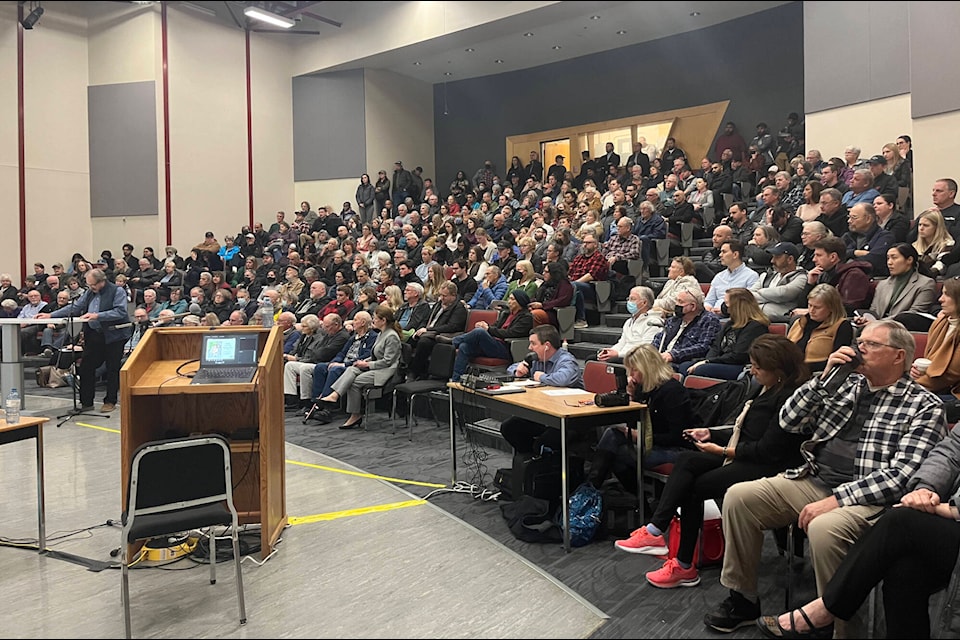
703, 319, 946, 636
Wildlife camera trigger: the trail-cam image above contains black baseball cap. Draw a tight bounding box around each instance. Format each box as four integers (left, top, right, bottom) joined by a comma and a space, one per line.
766, 242, 800, 258
868, 155, 886, 165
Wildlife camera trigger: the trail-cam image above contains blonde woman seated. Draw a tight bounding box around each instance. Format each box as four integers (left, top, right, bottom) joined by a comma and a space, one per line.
651, 257, 700, 317
320, 305, 402, 430
911, 277, 960, 421
787, 284, 853, 373
743, 225, 780, 269
492, 260, 539, 312
913, 208, 955, 278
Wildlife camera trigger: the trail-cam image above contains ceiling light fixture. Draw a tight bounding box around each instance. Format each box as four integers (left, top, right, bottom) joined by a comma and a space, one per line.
523, 32, 534, 37
552, 45, 561, 50
243, 6, 296, 29
616, 30, 627, 35
413, 61, 422, 66
690, 11, 701, 17
465, 47, 475, 52
444, 72, 453, 76
20, 4, 44, 30
590, 15, 600, 20
494, 59, 504, 64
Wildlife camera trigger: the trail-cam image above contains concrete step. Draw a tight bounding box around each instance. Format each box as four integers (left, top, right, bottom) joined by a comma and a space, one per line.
568, 342, 609, 361
605, 313, 631, 328
575, 326, 622, 344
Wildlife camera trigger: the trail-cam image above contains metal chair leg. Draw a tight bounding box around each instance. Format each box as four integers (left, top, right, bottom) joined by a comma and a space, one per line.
230, 526, 247, 624
785, 523, 795, 610
209, 528, 216, 584
121, 547, 132, 639
390, 390, 398, 434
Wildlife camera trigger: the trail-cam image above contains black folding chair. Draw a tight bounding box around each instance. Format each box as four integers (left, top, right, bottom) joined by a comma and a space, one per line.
391, 343, 456, 439
120, 435, 246, 639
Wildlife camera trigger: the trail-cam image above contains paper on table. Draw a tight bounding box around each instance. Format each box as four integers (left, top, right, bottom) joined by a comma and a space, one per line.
542, 388, 593, 396
507, 379, 541, 387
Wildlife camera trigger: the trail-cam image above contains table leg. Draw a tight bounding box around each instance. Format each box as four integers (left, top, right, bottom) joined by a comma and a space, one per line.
36, 423, 45, 553
449, 389, 457, 486
634, 410, 646, 525
561, 416, 570, 553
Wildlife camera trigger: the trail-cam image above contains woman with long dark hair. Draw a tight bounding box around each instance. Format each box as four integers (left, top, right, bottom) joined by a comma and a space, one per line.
356, 173, 376, 226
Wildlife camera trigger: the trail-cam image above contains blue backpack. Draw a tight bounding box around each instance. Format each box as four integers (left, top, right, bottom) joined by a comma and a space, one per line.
558, 483, 603, 547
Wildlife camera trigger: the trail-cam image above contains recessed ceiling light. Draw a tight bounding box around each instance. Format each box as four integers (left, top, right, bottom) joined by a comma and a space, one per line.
616, 30, 627, 35
552, 45, 562, 50
465, 48, 475, 52
413, 62, 422, 66
494, 59, 504, 64
690, 11, 701, 17
590, 15, 600, 20
523, 32, 534, 37
443, 72, 452, 76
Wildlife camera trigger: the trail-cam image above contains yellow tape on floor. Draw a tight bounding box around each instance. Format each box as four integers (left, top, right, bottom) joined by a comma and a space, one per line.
285, 458, 446, 488
289, 499, 427, 526
75, 422, 121, 434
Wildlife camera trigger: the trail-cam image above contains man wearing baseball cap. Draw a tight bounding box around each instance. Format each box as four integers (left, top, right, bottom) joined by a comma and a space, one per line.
867, 154, 899, 199
750, 241, 807, 319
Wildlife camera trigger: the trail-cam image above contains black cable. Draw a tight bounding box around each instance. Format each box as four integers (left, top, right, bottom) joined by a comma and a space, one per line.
175, 359, 200, 378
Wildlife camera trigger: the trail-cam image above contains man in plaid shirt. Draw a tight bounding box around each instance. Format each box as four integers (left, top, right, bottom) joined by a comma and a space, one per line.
703, 319, 946, 636
568, 232, 609, 328
651, 286, 720, 370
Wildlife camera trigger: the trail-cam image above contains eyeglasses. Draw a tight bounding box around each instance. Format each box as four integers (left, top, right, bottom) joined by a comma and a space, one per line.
856, 339, 898, 351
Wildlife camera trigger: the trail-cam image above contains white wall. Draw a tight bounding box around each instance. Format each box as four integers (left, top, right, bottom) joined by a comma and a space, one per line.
912, 111, 960, 212
0, 12, 20, 280
804, 94, 912, 162
364, 69, 435, 184
250, 35, 295, 223
294, 178, 359, 215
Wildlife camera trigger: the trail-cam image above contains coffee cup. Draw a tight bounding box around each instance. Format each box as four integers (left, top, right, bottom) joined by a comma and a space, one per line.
914, 358, 932, 374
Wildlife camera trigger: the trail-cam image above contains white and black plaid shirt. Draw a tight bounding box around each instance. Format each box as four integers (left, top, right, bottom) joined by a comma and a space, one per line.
779, 373, 947, 507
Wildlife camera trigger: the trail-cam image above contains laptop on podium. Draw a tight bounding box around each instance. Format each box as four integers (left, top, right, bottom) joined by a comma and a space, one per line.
190, 333, 260, 384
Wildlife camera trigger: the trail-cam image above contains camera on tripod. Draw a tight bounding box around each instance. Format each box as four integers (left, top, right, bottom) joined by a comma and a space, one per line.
595, 364, 631, 407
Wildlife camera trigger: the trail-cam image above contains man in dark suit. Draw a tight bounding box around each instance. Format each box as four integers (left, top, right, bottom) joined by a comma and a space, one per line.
407, 281, 468, 380
625, 141, 651, 177
597, 142, 621, 175
525, 150, 544, 182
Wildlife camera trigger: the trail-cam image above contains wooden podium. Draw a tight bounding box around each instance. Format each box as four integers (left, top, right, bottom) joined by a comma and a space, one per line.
120, 325, 286, 559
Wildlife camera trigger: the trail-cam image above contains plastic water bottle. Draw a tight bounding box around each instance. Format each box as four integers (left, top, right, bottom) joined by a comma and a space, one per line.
260, 296, 274, 328
6, 388, 20, 424
561, 339, 569, 351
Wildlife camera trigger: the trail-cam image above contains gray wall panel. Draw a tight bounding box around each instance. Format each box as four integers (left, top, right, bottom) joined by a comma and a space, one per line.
88, 81, 158, 217
805, 1, 909, 114
868, 3, 909, 101
435, 3, 805, 193
910, 3, 960, 118
292, 70, 366, 181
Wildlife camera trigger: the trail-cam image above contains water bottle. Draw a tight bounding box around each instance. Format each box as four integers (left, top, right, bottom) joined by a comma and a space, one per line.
260, 296, 274, 328
6, 388, 20, 424
561, 339, 569, 351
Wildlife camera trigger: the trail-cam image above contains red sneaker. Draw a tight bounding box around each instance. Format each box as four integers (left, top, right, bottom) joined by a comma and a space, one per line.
646, 557, 700, 588
614, 525, 667, 555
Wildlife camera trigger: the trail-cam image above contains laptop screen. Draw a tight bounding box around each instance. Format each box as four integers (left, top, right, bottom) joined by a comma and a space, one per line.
200, 333, 260, 367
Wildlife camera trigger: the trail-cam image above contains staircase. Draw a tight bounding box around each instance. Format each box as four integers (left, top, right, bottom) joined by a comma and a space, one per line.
567, 300, 631, 363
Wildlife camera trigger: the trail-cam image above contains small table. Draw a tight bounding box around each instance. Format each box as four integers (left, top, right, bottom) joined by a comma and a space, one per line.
0, 416, 49, 552
448, 383, 646, 552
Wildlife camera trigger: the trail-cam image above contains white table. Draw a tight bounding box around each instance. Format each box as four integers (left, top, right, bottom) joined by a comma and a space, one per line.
0, 317, 70, 409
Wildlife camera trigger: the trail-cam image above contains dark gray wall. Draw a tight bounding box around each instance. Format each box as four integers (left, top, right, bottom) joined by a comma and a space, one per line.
910, 3, 960, 119
804, 1, 909, 114
433, 2, 804, 192
292, 70, 366, 181
88, 81, 158, 217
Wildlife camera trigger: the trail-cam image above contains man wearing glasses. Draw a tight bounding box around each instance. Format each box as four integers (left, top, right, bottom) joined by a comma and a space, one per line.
703, 319, 946, 636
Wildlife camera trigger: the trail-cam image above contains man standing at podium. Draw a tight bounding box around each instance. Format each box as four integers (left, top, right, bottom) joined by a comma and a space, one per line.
37, 269, 131, 413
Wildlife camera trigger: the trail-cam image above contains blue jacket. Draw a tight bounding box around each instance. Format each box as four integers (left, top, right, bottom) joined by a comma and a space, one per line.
468, 275, 508, 310
330, 329, 379, 365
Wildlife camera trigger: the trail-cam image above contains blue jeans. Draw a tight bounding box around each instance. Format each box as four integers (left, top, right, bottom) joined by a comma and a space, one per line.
684, 362, 745, 380
573, 280, 595, 321
311, 362, 349, 399
451, 328, 510, 381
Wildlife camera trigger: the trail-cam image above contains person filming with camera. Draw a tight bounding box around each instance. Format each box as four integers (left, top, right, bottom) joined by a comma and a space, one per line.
584, 344, 693, 497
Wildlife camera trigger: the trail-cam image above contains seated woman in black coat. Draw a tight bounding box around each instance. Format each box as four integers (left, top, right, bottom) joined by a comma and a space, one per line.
681, 288, 770, 379
614, 335, 807, 591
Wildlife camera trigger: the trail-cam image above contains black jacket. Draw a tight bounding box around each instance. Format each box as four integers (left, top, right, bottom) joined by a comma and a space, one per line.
704, 320, 769, 365
708, 382, 805, 469
423, 301, 468, 335
488, 308, 533, 340
634, 378, 692, 449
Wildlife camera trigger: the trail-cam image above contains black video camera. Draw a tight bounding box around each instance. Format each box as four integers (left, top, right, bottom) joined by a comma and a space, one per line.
595, 364, 630, 407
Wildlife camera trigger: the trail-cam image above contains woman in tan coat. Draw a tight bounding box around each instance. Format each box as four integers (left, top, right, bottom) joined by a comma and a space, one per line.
786, 284, 853, 373
911, 277, 960, 421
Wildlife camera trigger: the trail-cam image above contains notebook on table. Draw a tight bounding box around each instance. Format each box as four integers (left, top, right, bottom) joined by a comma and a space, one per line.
190, 333, 260, 384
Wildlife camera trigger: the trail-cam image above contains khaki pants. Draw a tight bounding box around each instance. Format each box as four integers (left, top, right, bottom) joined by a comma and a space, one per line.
720, 474, 883, 637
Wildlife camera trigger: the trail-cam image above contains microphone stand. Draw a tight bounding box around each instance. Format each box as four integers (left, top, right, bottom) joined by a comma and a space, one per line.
55, 316, 100, 427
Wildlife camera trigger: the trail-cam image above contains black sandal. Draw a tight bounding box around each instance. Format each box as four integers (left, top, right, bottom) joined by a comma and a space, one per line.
756, 607, 834, 639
